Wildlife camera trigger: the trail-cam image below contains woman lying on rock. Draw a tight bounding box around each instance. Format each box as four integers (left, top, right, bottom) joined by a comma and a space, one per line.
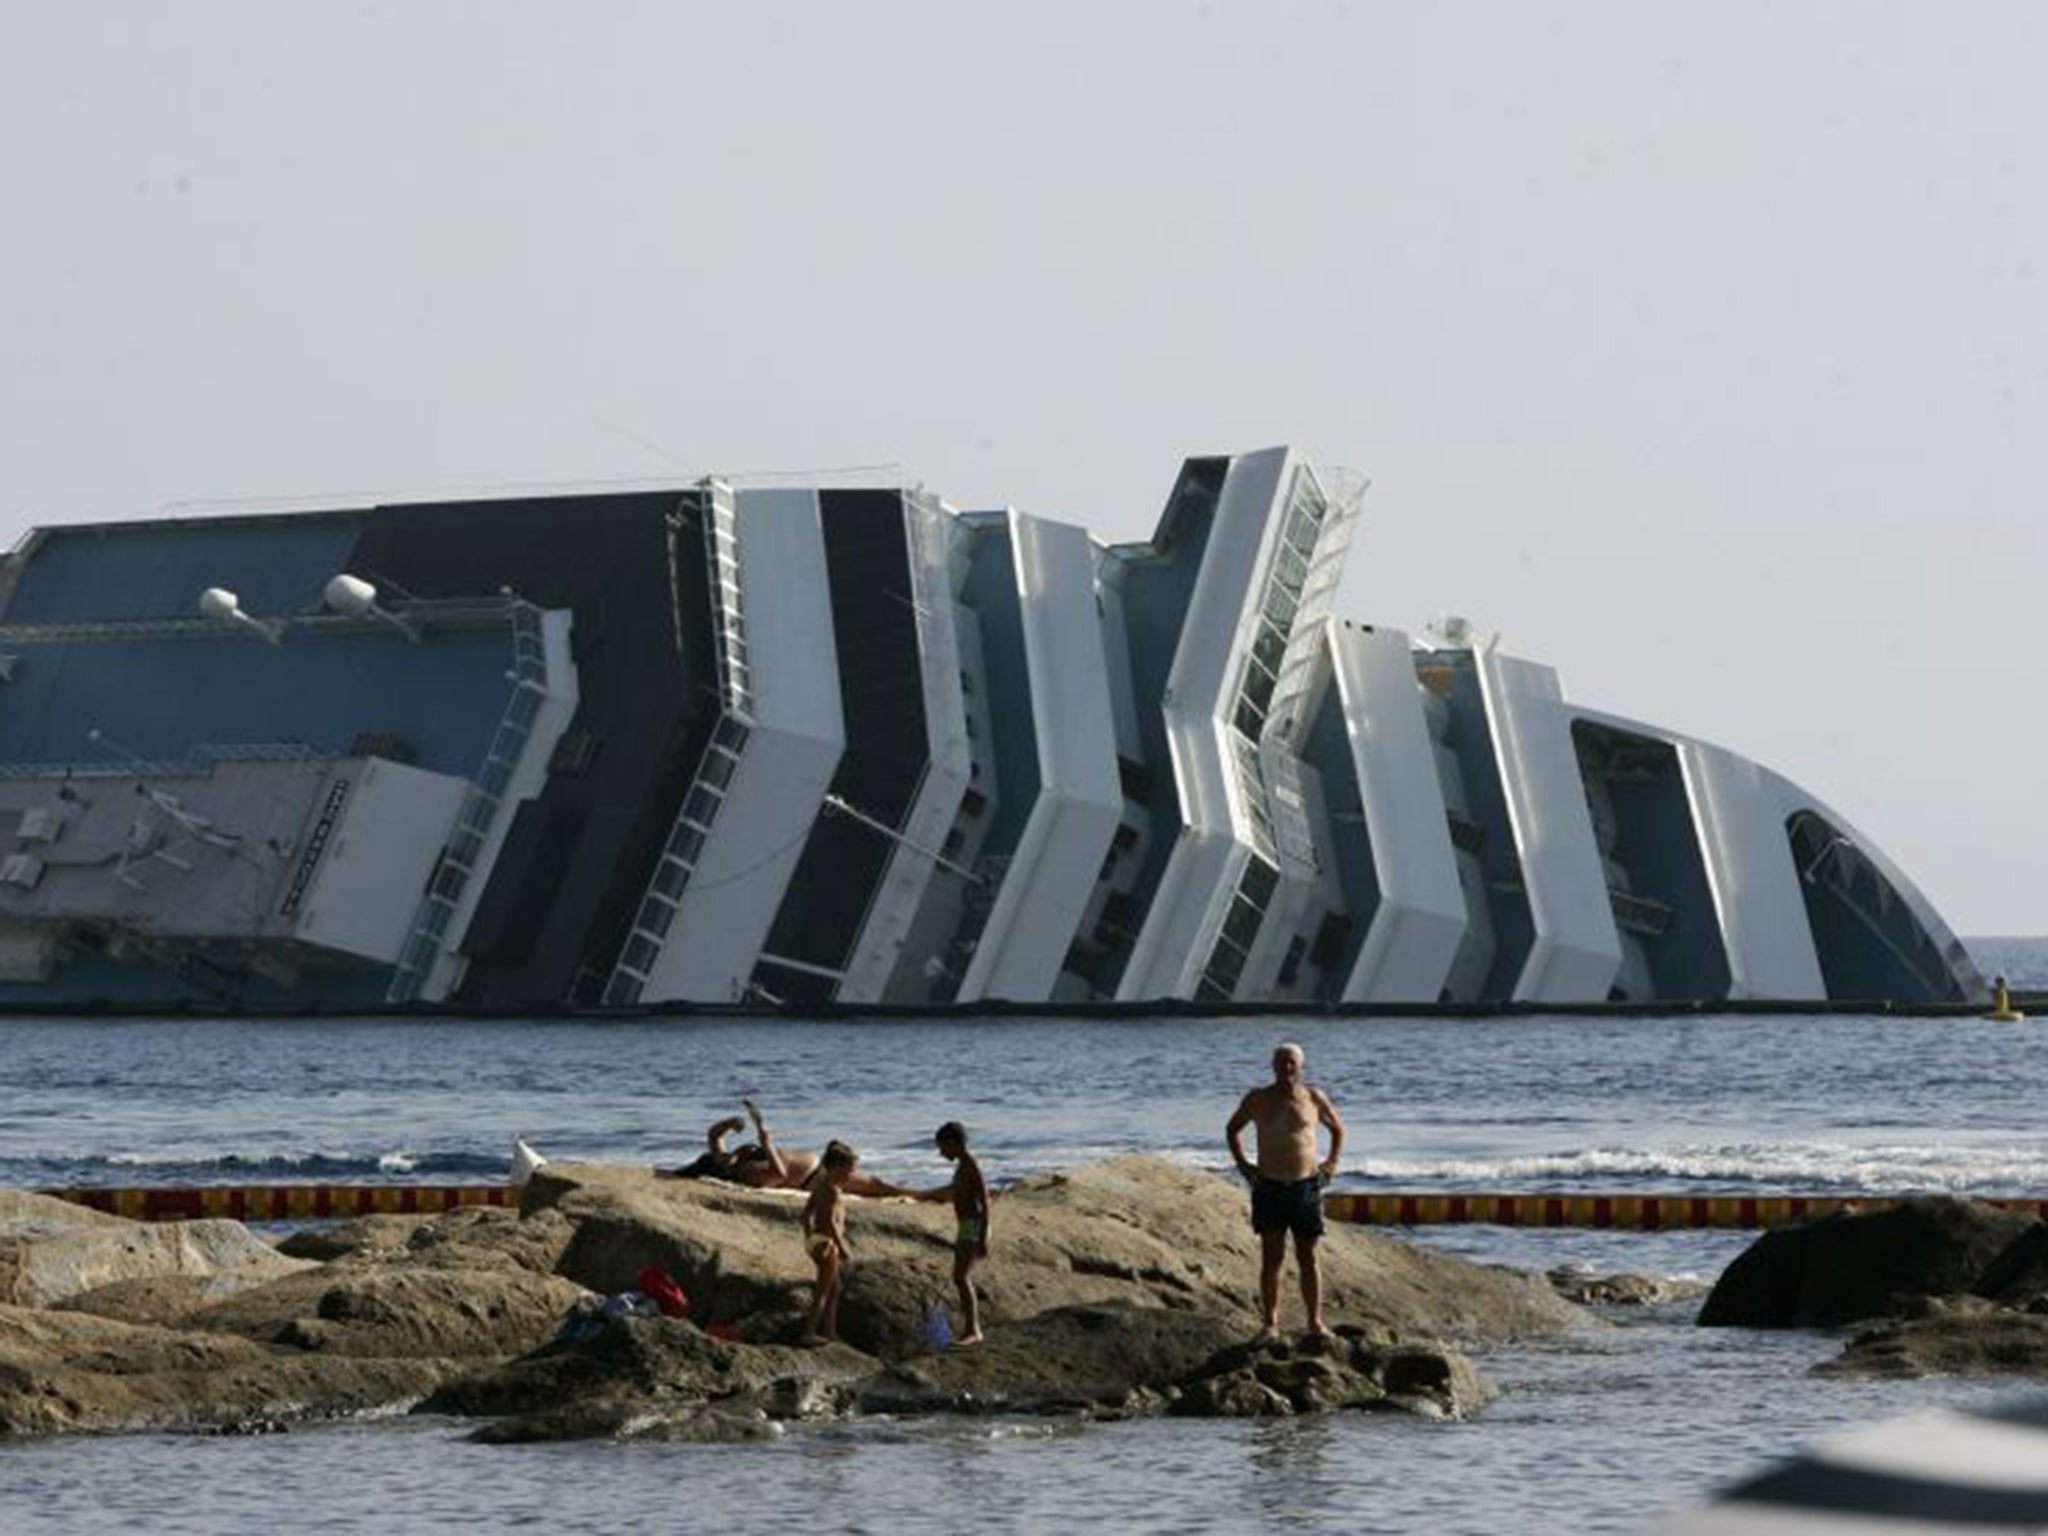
665, 1098, 908, 1198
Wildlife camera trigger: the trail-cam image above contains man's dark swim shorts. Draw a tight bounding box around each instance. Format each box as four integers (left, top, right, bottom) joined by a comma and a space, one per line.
1250, 1175, 1326, 1239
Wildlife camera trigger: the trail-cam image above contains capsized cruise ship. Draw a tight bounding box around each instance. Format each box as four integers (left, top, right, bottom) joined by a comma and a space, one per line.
0, 448, 1982, 1010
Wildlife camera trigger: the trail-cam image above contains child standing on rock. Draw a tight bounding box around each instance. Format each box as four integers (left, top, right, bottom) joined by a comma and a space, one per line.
915, 1121, 990, 1348
798, 1140, 858, 1347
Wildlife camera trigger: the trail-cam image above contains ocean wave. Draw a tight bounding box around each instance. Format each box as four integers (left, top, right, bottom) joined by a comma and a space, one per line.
1353, 1142, 2048, 1195
16, 1149, 510, 1186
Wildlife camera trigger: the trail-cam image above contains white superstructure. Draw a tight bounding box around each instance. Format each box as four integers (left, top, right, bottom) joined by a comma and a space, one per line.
0, 444, 1983, 1009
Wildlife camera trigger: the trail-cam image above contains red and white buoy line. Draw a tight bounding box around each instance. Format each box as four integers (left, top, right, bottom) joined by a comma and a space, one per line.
26, 1181, 2048, 1230
36, 1184, 515, 1222
1323, 1190, 2048, 1231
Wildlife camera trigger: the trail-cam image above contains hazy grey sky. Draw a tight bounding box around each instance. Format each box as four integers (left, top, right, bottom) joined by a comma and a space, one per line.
2, 3, 2041, 933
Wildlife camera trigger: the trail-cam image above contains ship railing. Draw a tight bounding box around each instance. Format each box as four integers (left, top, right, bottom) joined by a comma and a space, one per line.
384, 601, 550, 1004
0, 742, 325, 782
602, 713, 753, 1006
600, 484, 758, 1005
698, 481, 754, 717
0, 594, 530, 648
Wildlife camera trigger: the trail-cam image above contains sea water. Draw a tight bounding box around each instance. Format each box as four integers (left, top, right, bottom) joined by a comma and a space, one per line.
2, 937, 2044, 1534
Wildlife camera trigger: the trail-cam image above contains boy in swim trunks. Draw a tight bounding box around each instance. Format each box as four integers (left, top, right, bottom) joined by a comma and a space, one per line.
798, 1140, 858, 1346
914, 1121, 990, 1347
1225, 1042, 1346, 1344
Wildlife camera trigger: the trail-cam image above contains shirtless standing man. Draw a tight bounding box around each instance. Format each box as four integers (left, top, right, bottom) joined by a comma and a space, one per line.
1225, 1042, 1346, 1343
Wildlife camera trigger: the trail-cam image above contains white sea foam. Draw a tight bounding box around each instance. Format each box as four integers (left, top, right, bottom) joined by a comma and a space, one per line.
1357, 1141, 2048, 1194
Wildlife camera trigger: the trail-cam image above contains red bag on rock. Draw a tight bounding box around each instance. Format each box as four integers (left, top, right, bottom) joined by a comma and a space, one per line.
635, 1266, 691, 1319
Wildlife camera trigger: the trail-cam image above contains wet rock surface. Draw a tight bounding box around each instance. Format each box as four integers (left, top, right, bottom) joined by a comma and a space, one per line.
1546, 1269, 1708, 1307
3, 1158, 1581, 1439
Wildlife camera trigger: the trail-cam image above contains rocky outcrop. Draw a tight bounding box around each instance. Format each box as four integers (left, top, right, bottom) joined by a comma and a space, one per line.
0, 1303, 453, 1437
520, 1156, 1578, 1355
1698, 1198, 2038, 1328
1698, 1195, 2048, 1380
1, 1189, 309, 1310
1819, 1295, 2048, 1379
3, 1158, 1582, 1440
1, 1204, 587, 1436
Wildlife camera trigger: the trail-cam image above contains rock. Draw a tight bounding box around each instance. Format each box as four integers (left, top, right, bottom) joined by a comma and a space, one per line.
181, 1259, 588, 1360
472, 1397, 782, 1445
1974, 1223, 2048, 1309
275, 1215, 432, 1262
0, 1303, 448, 1436
1547, 1268, 1706, 1307
522, 1156, 1579, 1354
1698, 1198, 2039, 1328
57, 1274, 251, 1328
276, 1207, 572, 1271
3, 1156, 1579, 1441
426, 1311, 875, 1433
1818, 1307, 2048, 1379
1, 1194, 313, 1310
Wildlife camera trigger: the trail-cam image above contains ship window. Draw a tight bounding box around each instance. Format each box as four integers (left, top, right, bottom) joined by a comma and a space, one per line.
638, 897, 676, 938
448, 830, 484, 868
682, 786, 720, 828
1242, 856, 1279, 908
667, 824, 706, 864
1276, 934, 1308, 987
699, 749, 737, 790
1252, 623, 1286, 675
621, 935, 659, 975
1263, 585, 1298, 630
431, 863, 466, 901
652, 859, 689, 899
1274, 544, 1309, 597
1222, 893, 1263, 952
421, 901, 453, 938
714, 717, 749, 752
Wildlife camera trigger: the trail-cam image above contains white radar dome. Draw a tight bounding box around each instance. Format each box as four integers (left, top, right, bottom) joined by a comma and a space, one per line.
324, 574, 380, 616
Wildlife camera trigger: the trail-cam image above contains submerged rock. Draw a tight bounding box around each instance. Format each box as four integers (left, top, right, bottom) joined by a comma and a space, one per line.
1546, 1268, 1707, 1307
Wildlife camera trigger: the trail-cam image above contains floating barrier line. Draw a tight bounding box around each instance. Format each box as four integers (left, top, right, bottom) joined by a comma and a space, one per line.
26, 1183, 2048, 1231
33, 1183, 514, 1222
1323, 1191, 2048, 1231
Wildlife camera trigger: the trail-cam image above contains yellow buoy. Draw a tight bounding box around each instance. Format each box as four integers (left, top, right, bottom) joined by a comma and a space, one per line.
1989, 975, 2027, 1023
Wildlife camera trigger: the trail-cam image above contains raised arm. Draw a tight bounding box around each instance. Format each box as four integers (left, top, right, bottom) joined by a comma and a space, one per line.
1312, 1088, 1346, 1180
1225, 1092, 1259, 1181
738, 1099, 791, 1183
706, 1115, 746, 1155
